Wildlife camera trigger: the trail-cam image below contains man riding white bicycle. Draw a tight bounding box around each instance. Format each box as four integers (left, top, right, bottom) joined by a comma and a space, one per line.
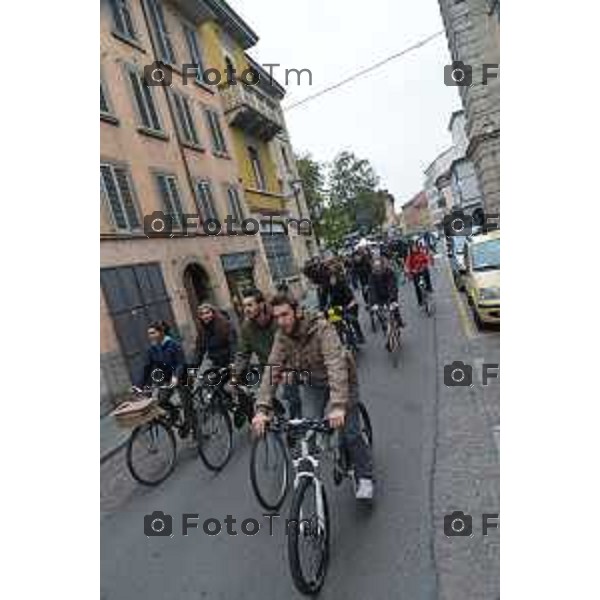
251, 293, 375, 500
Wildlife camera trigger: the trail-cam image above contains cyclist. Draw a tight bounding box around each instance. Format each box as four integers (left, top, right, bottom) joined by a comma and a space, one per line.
405, 240, 434, 307
135, 321, 194, 438
195, 303, 237, 369
251, 293, 375, 500
353, 246, 373, 303
233, 288, 301, 418
323, 264, 366, 344
303, 257, 330, 312
368, 257, 406, 328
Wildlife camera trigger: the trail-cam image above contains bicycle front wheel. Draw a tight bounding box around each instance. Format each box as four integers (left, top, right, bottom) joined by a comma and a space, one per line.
287, 476, 330, 596
250, 431, 290, 511
126, 419, 177, 486
196, 403, 233, 471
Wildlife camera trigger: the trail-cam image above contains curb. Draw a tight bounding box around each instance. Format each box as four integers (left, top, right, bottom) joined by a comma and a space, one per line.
100, 436, 129, 465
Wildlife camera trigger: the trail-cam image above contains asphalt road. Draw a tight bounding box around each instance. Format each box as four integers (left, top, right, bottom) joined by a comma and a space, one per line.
101, 254, 499, 600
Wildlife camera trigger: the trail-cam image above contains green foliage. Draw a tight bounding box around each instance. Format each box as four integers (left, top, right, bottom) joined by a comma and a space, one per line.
295, 150, 393, 248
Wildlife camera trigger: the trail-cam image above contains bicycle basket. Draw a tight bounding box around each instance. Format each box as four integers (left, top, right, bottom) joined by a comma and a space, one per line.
111, 395, 164, 429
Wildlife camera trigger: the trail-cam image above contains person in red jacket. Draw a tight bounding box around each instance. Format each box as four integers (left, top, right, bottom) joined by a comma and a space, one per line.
405, 240, 434, 306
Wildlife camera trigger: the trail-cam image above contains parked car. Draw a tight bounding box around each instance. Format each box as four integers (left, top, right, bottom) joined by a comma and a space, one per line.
449, 236, 468, 291
463, 230, 500, 328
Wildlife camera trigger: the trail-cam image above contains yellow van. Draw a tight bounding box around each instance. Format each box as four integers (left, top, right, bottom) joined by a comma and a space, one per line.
463, 229, 500, 328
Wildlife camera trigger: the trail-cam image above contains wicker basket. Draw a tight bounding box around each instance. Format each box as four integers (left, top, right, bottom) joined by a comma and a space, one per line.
111, 396, 165, 430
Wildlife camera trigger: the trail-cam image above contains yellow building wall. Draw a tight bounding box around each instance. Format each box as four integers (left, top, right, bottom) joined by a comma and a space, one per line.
200, 20, 281, 204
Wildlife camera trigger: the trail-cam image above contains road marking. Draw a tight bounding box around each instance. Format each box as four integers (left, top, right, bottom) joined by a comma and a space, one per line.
443, 257, 475, 340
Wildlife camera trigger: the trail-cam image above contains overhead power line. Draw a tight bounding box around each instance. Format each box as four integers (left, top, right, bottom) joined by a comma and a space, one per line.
283, 30, 445, 112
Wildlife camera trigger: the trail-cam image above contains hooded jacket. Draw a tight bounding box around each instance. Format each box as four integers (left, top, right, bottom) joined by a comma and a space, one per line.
256, 311, 358, 416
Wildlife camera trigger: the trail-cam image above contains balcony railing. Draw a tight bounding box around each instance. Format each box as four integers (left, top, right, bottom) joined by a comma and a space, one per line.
220, 83, 283, 141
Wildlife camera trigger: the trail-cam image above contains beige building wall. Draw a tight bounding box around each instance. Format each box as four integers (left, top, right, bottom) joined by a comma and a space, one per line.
100, 0, 273, 411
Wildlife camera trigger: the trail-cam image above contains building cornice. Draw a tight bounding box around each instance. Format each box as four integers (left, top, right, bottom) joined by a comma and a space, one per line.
204, 0, 259, 49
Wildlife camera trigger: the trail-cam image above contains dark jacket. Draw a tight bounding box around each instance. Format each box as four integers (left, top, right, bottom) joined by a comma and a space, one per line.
325, 279, 355, 309
233, 311, 277, 376
369, 268, 398, 305
136, 336, 186, 387
195, 313, 236, 367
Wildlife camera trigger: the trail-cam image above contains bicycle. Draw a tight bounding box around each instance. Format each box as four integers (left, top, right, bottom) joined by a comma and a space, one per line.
192, 365, 262, 471
416, 272, 435, 317
326, 305, 358, 354
250, 402, 373, 595
124, 385, 189, 486
384, 302, 402, 367
369, 302, 388, 334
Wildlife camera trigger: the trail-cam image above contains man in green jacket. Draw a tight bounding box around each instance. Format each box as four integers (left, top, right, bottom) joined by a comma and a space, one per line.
233, 288, 301, 417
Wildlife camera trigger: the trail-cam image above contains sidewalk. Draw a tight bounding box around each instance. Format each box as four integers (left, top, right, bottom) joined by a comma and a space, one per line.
100, 413, 130, 464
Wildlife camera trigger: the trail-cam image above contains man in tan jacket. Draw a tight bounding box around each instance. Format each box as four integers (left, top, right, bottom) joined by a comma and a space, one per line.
252, 292, 374, 500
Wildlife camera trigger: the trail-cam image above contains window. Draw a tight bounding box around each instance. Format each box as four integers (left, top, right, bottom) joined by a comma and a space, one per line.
146, 0, 176, 64
183, 24, 205, 83
171, 91, 200, 146
155, 174, 185, 228
195, 180, 218, 222
100, 163, 140, 231
127, 67, 162, 132
261, 231, 297, 281
204, 109, 228, 154
109, 0, 137, 40
226, 186, 245, 223
248, 147, 266, 191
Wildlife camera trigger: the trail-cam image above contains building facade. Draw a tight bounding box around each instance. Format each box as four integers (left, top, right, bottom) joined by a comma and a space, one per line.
100, 0, 314, 413
424, 147, 457, 232
437, 0, 500, 216
448, 110, 484, 222
402, 191, 432, 234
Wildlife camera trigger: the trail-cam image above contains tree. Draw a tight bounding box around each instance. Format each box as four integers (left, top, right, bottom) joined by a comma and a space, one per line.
296, 153, 327, 244
328, 151, 380, 210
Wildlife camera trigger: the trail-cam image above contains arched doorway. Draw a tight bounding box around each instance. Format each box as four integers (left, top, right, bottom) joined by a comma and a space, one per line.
183, 263, 211, 320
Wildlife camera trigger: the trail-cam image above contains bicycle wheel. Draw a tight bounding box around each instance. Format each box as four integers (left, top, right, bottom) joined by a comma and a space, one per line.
250, 431, 290, 511
196, 402, 233, 471
386, 323, 401, 368
287, 476, 330, 596
356, 402, 373, 448
126, 419, 177, 486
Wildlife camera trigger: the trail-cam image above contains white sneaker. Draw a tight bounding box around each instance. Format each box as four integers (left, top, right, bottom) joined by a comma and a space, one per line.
355, 478, 374, 500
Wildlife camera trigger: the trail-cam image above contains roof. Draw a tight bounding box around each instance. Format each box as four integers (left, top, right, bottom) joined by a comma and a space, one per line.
205, 0, 259, 49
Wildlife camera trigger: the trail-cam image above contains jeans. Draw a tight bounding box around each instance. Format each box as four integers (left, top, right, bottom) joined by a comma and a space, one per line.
412, 269, 432, 306
282, 383, 301, 419
299, 384, 373, 480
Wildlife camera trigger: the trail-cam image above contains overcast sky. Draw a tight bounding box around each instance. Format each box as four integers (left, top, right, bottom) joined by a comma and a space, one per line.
230, 0, 462, 209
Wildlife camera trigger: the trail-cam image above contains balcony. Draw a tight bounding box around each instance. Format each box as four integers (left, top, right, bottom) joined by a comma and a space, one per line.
220, 83, 283, 141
